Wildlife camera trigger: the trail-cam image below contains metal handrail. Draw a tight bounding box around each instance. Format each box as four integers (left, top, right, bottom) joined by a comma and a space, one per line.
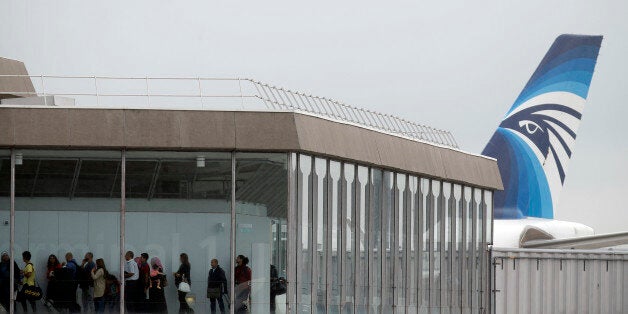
0, 74, 458, 148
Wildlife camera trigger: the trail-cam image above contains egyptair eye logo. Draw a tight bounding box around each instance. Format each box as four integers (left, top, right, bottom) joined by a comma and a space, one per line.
519, 120, 543, 135
499, 102, 582, 183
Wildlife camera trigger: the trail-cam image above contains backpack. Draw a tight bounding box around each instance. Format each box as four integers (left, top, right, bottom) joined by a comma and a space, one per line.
77, 262, 93, 290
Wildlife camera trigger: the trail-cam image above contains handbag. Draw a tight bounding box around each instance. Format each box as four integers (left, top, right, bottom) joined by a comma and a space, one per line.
23, 283, 43, 301
207, 287, 221, 299
178, 275, 191, 293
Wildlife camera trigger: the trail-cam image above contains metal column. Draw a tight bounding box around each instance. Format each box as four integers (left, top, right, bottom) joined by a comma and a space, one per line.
9, 150, 15, 314
120, 150, 126, 314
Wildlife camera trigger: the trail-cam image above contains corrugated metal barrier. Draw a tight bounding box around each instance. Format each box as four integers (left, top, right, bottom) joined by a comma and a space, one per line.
491, 248, 628, 314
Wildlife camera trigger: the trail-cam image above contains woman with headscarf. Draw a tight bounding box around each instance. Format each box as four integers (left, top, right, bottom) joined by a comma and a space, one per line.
148, 257, 168, 313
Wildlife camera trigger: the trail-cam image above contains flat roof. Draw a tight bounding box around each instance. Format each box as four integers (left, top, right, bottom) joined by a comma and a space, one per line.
0, 106, 502, 190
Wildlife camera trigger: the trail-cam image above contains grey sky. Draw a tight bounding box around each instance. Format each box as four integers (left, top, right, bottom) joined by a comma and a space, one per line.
1, 1, 626, 233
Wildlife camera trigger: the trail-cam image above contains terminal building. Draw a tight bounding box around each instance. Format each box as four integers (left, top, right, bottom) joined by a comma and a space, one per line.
0, 57, 502, 313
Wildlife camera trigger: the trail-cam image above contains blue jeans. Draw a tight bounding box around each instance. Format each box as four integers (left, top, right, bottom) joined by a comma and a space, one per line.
94, 296, 105, 313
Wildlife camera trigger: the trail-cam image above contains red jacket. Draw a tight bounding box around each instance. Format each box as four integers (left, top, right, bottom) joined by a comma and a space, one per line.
234, 265, 251, 285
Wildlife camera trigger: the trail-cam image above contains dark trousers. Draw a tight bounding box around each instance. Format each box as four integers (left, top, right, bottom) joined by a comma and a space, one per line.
135, 282, 147, 312
94, 296, 105, 313
0, 285, 10, 311
125, 280, 137, 312
209, 296, 225, 313
178, 290, 192, 313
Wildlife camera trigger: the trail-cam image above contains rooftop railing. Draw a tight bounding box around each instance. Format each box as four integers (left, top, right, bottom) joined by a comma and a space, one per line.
0, 75, 459, 148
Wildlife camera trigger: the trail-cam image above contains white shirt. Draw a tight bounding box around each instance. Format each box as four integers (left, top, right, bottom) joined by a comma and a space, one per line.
125, 259, 139, 281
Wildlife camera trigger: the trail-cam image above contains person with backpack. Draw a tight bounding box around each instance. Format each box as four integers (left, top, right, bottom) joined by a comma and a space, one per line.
64, 252, 80, 310
80, 252, 96, 312
17, 251, 37, 312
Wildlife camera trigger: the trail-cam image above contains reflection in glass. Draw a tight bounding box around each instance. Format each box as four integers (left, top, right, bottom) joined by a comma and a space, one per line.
13, 150, 121, 313
355, 166, 369, 313
406, 176, 419, 313
328, 161, 341, 313
125, 151, 232, 313
431, 180, 441, 309
235, 153, 288, 313
419, 178, 430, 308
464, 186, 473, 311
369, 169, 383, 313
442, 182, 452, 310
313, 158, 327, 312
452, 184, 463, 309
473, 188, 483, 311
395, 174, 407, 313
381, 171, 394, 313
484, 190, 493, 244
296, 155, 312, 312
0, 151, 11, 265
341, 163, 356, 314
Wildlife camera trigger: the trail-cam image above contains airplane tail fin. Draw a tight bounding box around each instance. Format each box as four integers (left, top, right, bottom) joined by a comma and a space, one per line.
482, 34, 603, 219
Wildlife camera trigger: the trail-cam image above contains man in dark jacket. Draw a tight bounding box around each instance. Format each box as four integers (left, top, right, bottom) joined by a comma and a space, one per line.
207, 259, 227, 314
0, 251, 20, 311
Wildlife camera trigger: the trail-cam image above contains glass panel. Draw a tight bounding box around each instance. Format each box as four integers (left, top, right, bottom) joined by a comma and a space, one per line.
484, 190, 493, 244
125, 151, 232, 313
288, 153, 298, 314
381, 171, 394, 313
328, 161, 342, 314
0, 150, 10, 297
473, 188, 483, 311
341, 163, 356, 314
419, 178, 430, 309
395, 174, 407, 313
369, 169, 383, 313
14, 150, 121, 313
442, 182, 452, 312
406, 176, 419, 313
313, 158, 327, 313
296, 155, 313, 313
431, 180, 441, 310
235, 153, 288, 314
452, 184, 463, 309
355, 166, 369, 314
463, 186, 473, 312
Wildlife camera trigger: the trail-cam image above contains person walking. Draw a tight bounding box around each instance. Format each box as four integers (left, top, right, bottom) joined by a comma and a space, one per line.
17, 251, 37, 312
234, 255, 251, 314
174, 253, 192, 313
91, 258, 108, 313
206, 258, 227, 314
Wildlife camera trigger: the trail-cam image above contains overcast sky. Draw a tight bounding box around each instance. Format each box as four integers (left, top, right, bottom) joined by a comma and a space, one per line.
1, 1, 626, 233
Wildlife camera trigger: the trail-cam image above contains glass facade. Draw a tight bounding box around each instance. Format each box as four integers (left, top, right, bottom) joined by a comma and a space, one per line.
0, 149, 493, 314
